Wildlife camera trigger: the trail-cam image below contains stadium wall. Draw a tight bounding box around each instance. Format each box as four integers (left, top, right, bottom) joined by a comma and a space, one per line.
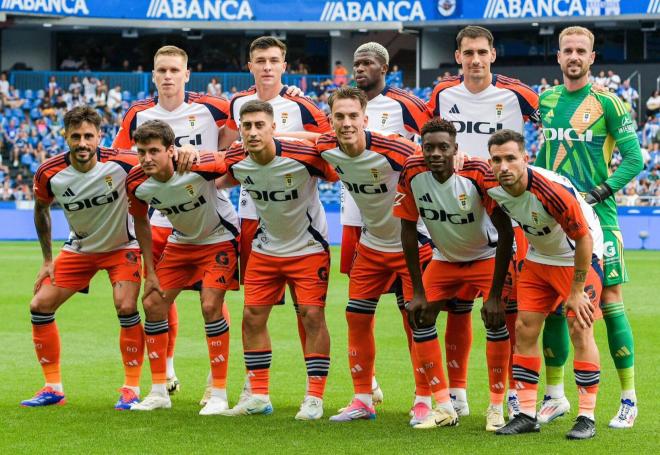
0, 207, 657, 250
1, 30, 53, 71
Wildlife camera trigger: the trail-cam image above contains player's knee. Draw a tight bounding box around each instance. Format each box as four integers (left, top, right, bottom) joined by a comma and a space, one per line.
30, 295, 56, 314
114, 297, 138, 316
514, 317, 540, 349
300, 306, 325, 332
242, 306, 268, 331
568, 319, 594, 349
200, 300, 223, 321
601, 284, 622, 304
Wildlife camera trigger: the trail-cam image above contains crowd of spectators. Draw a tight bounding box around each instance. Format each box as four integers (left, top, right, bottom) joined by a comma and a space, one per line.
1, 69, 658, 205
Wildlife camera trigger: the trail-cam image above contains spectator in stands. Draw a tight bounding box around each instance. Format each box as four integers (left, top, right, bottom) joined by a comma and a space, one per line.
387, 64, 403, 88
47, 76, 58, 98
620, 184, 640, 206
619, 79, 639, 109
121, 59, 131, 72
207, 77, 222, 96
538, 77, 551, 93
0, 72, 9, 99
642, 115, 659, 149
593, 69, 608, 86
134, 65, 145, 73
4, 86, 25, 109
107, 84, 123, 113
82, 76, 98, 103
333, 60, 349, 86
552, 78, 561, 86
69, 76, 82, 93
60, 55, 81, 71
607, 69, 621, 92
646, 90, 660, 117
1, 176, 11, 201
317, 92, 330, 115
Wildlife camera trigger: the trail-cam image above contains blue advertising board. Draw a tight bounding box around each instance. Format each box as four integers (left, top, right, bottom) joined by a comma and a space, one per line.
1, 0, 658, 23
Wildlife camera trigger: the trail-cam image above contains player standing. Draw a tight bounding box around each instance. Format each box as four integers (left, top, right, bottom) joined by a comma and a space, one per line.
427, 26, 539, 417
113, 45, 234, 396
23, 106, 146, 410
127, 120, 239, 414
475, 130, 604, 440
535, 26, 643, 428
218, 101, 337, 420
395, 118, 514, 430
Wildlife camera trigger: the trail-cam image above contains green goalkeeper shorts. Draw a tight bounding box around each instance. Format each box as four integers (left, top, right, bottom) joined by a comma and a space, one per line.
602, 229, 629, 287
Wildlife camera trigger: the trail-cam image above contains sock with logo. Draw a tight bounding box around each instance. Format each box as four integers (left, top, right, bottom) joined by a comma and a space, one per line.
346, 298, 378, 394
486, 326, 510, 406
400, 308, 432, 397
411, 325, 449, 401
601, 301, 635, 392
205, 317, 230, 389
512, 354, 541, 418
166, 303, 178, 378
542, 312, 570, 396
305, 354, 330, 399
505, 299, 518, 390
245, 350, 272, 395
31, 311, 62, 388
445, 299, 473, 389
574, 360, 600, 420
144, 320, 169, 386
118, 312, 144, 388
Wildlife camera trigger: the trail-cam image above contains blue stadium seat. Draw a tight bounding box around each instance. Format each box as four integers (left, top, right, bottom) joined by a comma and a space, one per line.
12, 108, 23, 117
24, 89, 34, 100
30, 108, 42, 120
36, 89, 45, 99
136, 91, 146, 100
122, 90, 132, 102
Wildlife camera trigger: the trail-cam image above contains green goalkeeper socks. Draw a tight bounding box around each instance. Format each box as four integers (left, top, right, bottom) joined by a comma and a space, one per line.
602, 301, 635, 391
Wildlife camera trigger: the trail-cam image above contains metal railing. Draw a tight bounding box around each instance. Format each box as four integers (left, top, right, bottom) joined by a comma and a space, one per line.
8, 71, 335, 97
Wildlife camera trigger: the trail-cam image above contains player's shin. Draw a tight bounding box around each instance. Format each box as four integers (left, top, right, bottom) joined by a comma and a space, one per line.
401, 309, 432, 399
31, 311, 62, 390
144, 320, 169, 394
346, 298, 377, 406
166, 303, 178, 378
512, 354, 541, 418
486, 326, 510, 407
542, 313, 570, 399
118, 312, 144, 391
206, 317, 230, 398
244, 350, 272, 397
411, 325, 450, 405
601, 301, 635, 397
445, 298, 473, 403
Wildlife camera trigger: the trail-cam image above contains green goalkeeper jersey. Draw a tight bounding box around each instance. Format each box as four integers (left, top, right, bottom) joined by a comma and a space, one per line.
536, 83, 643, 230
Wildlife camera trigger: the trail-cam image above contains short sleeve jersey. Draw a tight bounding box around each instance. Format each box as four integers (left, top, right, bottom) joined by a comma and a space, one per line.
427, 74, 539, 158
126, 152, 239, 245
317, 131, 419, 253
33, 148, 138, 253
536, 84, 640, 229
225, 139, 338, 257
228, 86, 332, 221
467, 165, 603, 267
113, 92, 231, 228
342, 86, 433, 227
394, 158, 498, 262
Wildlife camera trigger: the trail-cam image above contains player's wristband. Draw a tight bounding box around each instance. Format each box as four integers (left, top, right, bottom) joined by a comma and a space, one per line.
584, 183, 613, 206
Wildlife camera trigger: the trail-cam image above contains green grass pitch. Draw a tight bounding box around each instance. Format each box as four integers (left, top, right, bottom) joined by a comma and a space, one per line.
1, 242, 658, 453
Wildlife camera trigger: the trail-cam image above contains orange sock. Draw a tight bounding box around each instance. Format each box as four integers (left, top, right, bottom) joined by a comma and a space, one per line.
118, 312, 144, 388
305, 354, 330, 399
445, 302, 473, 389
401, 310, 432, 396
574, 360, 600, 418
486, 327, 510, 406
166, 304, 179, 359
144, 320, 169, 385
245, 350, 272, 395
346, 299, 377, 394
31, 312, 61, 384
205, 318, 230, 388
411, 326, 448, 397
505, 308, 517, 390
512, 354, 541, 417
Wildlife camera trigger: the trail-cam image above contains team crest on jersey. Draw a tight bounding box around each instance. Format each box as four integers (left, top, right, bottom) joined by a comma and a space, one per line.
281, 112, 289, 125
285, 173, 294, 187
370, 168, 379, 182
104, 176, 113, 189
583, 111, 591, 123
185, 184, 195, 196
188, 115, 196, 127
495, 103, 503, 118
381, 112, 389, 127
458, 193, 470, 211
531, 211, 541, 226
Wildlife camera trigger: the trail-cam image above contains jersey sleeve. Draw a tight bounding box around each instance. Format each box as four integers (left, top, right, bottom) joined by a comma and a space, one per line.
369, 132, 418, 171
496, 75, 540, 123
393, 157, 424, 222
426, 76, 461, 118
196, 94, 230, 128
458, 160, 500, 215
601, 93, 644, 193
33, 155, 67, 204
281, 140, 339, 182
191, 152, 227, 180
112, 100, 153, 149
315, 132, 339, 153
125, 167, 149, 218
531, 173, 590, 240
284, 93, 332, 133
226, 89, 256, 131
101, 148, 139, 173
386, 88, 432, 135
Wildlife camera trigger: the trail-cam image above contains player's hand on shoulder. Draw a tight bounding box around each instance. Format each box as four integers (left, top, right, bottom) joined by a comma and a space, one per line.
285, 85, 305, 97
453, 148, 471, 172
173, 144, 199, 174
481, 296, 505, 330
34, 261, 54, 295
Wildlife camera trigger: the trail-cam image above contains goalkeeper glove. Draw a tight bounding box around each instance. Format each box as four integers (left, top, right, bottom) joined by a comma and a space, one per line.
584, 183, 612, 206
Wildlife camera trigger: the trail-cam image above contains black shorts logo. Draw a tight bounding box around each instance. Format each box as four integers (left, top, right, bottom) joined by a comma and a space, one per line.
317, 266, 329, 282
125, 251, 138, 264
216, 252, 229, 267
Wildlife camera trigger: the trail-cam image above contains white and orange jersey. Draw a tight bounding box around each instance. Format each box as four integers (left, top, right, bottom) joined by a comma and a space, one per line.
33, 148, 139, 254
394, 157, 498, 262
342, 86, 433, 227
225, 139, 338, 257
465, 164, 603, 267
228, 86, 332, 221
427, 74, 539, 158
113, 92, 232, 228
317, 131, 421, 253
126, 152, 239, 245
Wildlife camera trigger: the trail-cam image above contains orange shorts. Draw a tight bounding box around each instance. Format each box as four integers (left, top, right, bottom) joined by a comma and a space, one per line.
157, 241, 239, 291
423, 258, 494, 302
44, 249, 141, 291
349, 243, 432, 301
340, 225, 362, 275
244, 251, 330, 307
239, 218, 259, 285
151, 225, 172, 265
517, 257, 603, 317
